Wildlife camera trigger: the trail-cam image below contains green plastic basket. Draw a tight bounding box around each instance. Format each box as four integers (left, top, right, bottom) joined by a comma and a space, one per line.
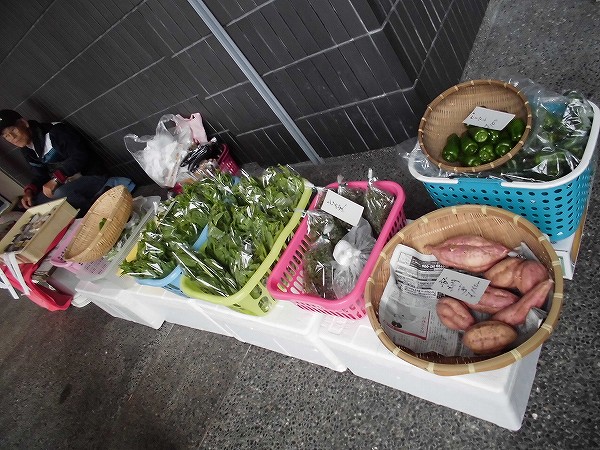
180, 183, 312, 316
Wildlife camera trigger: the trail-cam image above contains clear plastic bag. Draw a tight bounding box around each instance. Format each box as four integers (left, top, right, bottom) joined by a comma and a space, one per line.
495, 82, 593, 181
124, 113, 208, 188
406, 76, 594, 183
364, 169, 394, 236
332, 218, 376, 298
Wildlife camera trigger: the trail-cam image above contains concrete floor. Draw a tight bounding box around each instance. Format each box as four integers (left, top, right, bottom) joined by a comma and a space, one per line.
1, 0, 600, 448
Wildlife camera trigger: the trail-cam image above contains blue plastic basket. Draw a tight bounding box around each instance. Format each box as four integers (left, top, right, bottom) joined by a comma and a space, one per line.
136, 226, 209, 297
409, 101, 599, 242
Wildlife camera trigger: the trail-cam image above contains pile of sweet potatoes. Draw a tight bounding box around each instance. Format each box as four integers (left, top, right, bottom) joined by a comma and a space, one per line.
425, 235, 554, 356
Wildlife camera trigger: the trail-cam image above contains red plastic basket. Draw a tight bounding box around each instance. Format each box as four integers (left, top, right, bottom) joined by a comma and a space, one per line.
217, 144, 240, 175
266, 180, 406, 320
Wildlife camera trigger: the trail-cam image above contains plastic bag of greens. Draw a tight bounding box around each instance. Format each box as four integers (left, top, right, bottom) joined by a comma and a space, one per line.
364, 169, 394, 236
332, 218, 376, 298
170, 240, 238, 297
492, 74, 594, 181
303, 240, 337, 299
336, 175, 365, 206
119, 226, 177, 279
305, 210, 348, 245
259, 165, 305, 221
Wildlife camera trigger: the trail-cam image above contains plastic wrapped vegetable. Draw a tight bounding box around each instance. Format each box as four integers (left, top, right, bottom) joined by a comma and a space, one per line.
364, 169, 394, 236
493, 77, 594, 181
336, 175, 365, 206
170, 240, 238, 297
119, 224, 177, 279
303, 240, 336, 299
331, 218, 376, 298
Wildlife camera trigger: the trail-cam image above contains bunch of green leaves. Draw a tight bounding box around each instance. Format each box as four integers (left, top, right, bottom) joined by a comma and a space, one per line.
305, 210, 348, 245
364, 173, 394, 237
170, 240, 238, 297
260, 165, 305, 213
303, 240, 336, 299
119, 228, 177, 279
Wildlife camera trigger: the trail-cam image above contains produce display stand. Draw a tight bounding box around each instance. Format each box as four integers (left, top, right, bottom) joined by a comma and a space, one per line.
73, 274, 542, 430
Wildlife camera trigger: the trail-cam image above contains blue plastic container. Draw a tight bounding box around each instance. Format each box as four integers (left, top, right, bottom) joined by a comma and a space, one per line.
409, 101, 599, 242
136, 226, 209, 297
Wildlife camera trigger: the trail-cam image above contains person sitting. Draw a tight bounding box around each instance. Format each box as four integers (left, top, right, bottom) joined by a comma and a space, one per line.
0, 109, 112, 215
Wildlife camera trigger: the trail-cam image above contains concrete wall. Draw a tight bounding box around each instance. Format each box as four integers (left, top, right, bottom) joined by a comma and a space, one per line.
0, 0, 488, 187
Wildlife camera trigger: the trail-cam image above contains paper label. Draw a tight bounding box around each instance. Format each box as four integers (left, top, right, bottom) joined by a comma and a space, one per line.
463, 106, 515, 131
431, 268, 490, 304
320, 190, 364, 226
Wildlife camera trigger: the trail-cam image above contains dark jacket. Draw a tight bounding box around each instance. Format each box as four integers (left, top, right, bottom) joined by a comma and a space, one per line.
22, 120, 105, 193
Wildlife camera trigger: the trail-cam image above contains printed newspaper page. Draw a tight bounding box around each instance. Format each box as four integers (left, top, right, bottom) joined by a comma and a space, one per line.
379, 244, 474, 357
378, 243, 549, 357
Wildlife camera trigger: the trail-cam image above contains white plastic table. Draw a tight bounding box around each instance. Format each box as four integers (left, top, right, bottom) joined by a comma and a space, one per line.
72, 276, 540, 431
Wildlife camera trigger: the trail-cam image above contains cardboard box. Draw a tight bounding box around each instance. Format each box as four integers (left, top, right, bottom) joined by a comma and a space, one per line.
0, 198, 78, 263
551, 208, 586, 280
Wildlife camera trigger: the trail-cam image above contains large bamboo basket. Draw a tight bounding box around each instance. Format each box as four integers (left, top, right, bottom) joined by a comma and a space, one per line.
418, 79, 532, 173
365, 205, 563, 376
64, 185, 133, 263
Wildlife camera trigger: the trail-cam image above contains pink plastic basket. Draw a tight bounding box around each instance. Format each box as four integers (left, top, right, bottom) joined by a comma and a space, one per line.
217, 144, 240, 175
266, 180, 406, 320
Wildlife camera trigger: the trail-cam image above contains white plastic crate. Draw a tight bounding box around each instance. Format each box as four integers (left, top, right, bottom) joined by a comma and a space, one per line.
76, 280, 164, 329
193, 300, 346, 372
318, 315, 541, 431
129, 284, 233, 337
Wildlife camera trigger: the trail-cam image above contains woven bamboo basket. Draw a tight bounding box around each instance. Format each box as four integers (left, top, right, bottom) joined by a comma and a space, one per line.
365, 205, 563, 376
418, 79, 533, 173
64, 185, 133, 263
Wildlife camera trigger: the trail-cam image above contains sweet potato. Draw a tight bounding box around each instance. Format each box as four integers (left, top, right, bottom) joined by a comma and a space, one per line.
440, 235, 503, 247
467, 286, 520, 314
491, 279, 554, 326
462, 320, 518, 355
436, 297, 475, 330
424, 237, 511, 273
515, 260, 549, 294
483, 257, 525, 289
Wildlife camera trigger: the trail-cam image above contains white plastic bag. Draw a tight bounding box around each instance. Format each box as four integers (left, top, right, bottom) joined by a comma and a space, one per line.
331, 218, 376, 298
124, 113, 207, 188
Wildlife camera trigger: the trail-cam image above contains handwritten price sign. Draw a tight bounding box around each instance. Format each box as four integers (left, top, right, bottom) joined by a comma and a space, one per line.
432, 268, 490, 304
463, 106, 515, 131
320, 190, 364, 226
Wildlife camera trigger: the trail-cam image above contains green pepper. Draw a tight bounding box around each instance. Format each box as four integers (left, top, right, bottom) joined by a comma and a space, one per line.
494, 139, 513, 157
507, 117, 526, 143
542, 111, 563, 132
460, 133, 479, 156
468, 126, 489, 143
462, 155, 482, 167
442, 133, 461, 162
478, 144, 496, 163
534, 151, 570, 179
486, 129, 500, 144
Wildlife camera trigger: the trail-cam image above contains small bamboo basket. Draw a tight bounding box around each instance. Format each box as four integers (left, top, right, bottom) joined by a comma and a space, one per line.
64, 185, 133, 263
418, 79, 533, 173
365, 205, 564, 376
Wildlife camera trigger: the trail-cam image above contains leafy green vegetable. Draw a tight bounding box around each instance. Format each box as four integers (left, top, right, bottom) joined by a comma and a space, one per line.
120, 166, 307, 297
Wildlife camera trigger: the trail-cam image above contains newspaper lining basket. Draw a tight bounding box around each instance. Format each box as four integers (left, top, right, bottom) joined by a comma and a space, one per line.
365, 205, 564, 376
64, 186, 133, 263
266, 181, 406, 320
418, 79, 532, 174
410, 101, 599, 242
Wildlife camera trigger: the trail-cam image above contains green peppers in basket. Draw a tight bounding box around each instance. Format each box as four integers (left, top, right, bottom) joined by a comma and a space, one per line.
442, 134, 461, 162
440, 112, 527, 168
